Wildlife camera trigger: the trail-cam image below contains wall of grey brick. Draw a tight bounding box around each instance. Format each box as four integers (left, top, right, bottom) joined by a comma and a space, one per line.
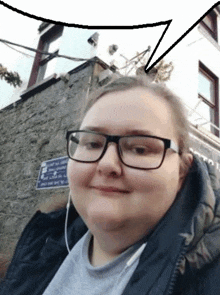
0, 61, 98, 258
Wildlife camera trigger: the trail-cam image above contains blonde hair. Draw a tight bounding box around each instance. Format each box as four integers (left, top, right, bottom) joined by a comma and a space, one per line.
78, 74, 191, 172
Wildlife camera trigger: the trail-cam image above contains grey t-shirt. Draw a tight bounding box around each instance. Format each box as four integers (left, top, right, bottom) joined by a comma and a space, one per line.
43, 231, 147, 295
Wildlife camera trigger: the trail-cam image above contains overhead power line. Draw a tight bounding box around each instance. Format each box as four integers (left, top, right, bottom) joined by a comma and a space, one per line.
3, 42, 35, 58
0, 38, 151, 73
0, 38, 90, 62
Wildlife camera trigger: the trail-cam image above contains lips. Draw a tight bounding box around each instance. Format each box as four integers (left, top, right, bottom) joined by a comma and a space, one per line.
91, 186, 130, 194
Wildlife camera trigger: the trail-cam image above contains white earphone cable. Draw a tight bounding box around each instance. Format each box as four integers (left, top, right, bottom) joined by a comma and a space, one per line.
65, 192, 71, 254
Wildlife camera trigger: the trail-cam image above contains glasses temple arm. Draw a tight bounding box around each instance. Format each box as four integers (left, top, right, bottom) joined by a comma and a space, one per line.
170, 140, 179, 154
69, 136, 79, 144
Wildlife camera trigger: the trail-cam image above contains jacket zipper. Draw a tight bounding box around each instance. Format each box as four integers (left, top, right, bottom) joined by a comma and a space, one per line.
166, 241, 189, 295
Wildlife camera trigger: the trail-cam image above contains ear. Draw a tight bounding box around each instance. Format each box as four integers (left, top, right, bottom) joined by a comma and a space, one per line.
178, 153, 194, 191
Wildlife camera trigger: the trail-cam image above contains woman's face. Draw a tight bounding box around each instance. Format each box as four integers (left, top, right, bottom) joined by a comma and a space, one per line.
68, 87, 183, 246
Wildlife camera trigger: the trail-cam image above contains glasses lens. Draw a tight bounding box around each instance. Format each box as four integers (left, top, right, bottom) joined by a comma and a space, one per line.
68, 132, 106, 161
120, 136, 165, 169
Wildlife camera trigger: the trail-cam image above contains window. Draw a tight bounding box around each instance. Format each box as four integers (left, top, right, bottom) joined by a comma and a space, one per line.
197, 62, 219, 135
200, 10, 218, 41
28, 25, 63, 87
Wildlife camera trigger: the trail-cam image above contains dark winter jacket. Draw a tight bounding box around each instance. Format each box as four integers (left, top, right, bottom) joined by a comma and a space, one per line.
1, 155, 220, 295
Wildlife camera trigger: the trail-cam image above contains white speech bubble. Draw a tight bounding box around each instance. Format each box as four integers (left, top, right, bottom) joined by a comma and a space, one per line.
0, 0, 219, 73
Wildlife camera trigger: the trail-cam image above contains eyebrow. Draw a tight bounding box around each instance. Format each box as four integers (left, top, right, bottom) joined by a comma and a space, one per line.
81, 126, 156, 136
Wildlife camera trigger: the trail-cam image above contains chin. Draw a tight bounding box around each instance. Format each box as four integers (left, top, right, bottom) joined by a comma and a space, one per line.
86, 210, 128, 234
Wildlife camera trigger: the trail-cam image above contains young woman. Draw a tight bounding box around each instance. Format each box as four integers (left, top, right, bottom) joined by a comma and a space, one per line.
1, 75, 220, 295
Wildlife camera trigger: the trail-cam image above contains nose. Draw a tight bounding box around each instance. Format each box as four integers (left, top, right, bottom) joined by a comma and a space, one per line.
97, 143, 122, 177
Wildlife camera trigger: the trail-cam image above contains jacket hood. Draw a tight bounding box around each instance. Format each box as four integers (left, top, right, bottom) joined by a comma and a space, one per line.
179, 155, 220, 274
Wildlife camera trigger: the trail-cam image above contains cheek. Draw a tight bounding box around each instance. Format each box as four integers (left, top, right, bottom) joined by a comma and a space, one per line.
128, 169, 166, 193
67, 161, 95, 194
67, 161, 96, 220
129, 165, 180, 208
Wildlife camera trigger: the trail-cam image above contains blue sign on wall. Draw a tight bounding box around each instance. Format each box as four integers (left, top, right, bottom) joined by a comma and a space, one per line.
36, 156, 69, 190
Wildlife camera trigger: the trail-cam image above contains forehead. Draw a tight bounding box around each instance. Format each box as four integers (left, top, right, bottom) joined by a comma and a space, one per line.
80, 87, 177, 139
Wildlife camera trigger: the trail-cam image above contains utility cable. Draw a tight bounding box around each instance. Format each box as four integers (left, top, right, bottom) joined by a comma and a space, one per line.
3, 42, 35, 58
0, 38, 151, 71
0, 38, 90, 62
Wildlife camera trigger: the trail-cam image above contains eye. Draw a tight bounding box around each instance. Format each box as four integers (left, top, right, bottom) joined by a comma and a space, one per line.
79, 135, 105, 150
121, 137, 164, 156
132, 146, 148, 155
85, 140, 103, 150
122, 142, 150, 155
127, 145, 152, 156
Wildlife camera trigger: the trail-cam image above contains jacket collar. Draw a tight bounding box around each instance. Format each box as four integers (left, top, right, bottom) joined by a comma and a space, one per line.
178, 155, 220, 273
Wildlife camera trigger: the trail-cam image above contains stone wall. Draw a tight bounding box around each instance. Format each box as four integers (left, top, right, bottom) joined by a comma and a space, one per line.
0, 60, 103, 262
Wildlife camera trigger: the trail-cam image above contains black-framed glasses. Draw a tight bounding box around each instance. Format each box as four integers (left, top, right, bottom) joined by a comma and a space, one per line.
66, 130, 179, 170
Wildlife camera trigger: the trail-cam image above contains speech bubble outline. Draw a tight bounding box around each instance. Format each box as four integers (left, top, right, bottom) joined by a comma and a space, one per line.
0, 0, 219, 74
145, 1, 220, 73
